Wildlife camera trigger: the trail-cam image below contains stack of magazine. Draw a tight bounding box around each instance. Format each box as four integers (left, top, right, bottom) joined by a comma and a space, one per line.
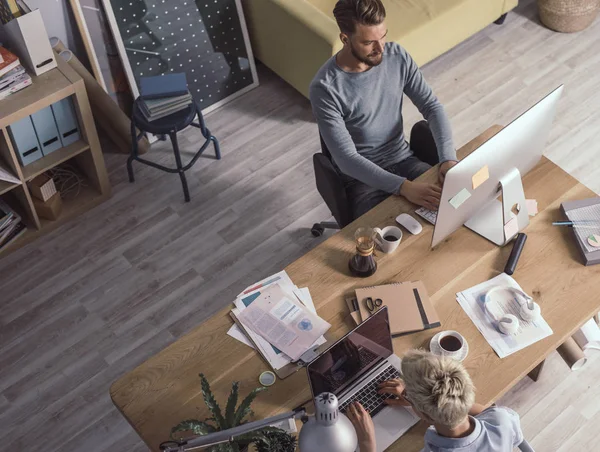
0, 200, 26, 252
138, 73, 192, 121
0, 47, 32, 101
227, 270, 331, 374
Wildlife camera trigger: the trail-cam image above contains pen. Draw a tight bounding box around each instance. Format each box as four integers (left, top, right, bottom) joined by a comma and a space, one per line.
552, 221, 600, 227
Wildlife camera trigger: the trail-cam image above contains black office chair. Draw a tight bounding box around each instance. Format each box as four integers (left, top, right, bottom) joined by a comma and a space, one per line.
311, 135, 353, 236
311, 121, 437, 237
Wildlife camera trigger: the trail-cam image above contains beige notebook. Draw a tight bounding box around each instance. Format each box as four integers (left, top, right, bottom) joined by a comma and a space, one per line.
355, 281, 440, 337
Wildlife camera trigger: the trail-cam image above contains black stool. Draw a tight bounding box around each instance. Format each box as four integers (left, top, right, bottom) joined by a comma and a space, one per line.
127, 98, 221, 202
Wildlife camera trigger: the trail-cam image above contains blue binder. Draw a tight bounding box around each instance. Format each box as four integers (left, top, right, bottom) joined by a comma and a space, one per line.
8, 116, 43, 166
30, 106, 62, 155
51, 98, 80, 147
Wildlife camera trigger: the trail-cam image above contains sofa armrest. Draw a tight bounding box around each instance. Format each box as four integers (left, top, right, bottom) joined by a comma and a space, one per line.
242, 0, 341, 98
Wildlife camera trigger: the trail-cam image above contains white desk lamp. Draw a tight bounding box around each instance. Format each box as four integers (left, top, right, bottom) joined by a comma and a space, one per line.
161, 392, 358, 452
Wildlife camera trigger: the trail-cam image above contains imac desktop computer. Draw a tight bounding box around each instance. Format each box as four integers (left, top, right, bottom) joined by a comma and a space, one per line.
429, 85, 564, 248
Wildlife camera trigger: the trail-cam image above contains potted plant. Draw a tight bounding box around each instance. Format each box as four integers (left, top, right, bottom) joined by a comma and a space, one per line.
537, 0, 599, 32
255, 430, 297, 452
171, 374, 296, 452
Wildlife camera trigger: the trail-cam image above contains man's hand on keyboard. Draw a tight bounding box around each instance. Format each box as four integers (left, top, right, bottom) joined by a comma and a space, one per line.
439, 160, 458, 185
398, 180, 441, 211
347, 402, 376, 452
378, 379, 412, 407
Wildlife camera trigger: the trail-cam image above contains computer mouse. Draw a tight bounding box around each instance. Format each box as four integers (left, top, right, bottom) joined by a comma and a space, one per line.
395, 213, 423, 235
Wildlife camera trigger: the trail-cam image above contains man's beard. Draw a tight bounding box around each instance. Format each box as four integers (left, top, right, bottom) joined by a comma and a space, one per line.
350, 42, 383, 67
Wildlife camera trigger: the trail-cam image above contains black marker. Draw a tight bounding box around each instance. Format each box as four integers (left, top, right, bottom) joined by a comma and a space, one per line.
504, 233, 527, 276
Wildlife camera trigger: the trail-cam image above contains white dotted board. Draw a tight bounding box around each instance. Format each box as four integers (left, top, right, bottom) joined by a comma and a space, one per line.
107, 0, 257, 111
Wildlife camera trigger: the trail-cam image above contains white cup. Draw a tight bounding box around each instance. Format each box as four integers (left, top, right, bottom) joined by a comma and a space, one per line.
374, 226, 403, 253
437, 331, 466, 359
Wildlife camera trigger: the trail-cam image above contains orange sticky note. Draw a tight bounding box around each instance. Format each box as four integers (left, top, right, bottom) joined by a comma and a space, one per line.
472, 165, 490, 190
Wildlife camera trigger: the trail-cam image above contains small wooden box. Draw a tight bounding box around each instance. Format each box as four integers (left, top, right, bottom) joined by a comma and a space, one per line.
33, 192, 62, 221
29, 174, 57, 202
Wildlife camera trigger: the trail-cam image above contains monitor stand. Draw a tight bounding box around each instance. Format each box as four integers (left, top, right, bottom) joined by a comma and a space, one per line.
464, 168, 529, 246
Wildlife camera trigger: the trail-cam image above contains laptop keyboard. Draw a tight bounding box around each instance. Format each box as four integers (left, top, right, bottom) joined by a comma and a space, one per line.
416, 207, 437, 225
339, 366, 402, 417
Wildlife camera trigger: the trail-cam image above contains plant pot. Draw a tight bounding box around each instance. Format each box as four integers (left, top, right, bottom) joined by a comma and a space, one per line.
537, 0, 600, 32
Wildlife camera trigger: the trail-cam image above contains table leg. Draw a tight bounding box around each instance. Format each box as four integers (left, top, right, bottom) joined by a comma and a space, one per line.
527, 360, 546, 382
557, 337, 587, 371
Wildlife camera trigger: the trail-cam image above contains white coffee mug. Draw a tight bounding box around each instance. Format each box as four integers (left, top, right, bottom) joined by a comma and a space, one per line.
437, 330, 465, 359
374, 226, 403, 253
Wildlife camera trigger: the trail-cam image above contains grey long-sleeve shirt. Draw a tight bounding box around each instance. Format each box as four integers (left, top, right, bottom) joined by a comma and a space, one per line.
309, 42, 456, 194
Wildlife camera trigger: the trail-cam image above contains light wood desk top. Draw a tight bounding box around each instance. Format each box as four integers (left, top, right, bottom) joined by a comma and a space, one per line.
110, 125, 600, 451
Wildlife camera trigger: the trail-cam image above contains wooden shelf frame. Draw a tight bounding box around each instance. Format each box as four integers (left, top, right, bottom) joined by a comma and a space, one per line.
0, 57, 111, 256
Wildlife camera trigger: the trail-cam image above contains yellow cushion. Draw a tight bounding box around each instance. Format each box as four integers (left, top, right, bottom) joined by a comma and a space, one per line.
307, 0, 515, 65
243, 0, 518, 97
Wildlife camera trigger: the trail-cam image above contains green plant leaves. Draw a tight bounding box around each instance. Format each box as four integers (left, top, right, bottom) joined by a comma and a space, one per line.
233, 386, 268, 426
199, 373, 227, 430
255, 429, 297, 452
171, 374, 282, 452
235, 431, 270, 448
225, 381, 240, 428
170, 419, 216, 438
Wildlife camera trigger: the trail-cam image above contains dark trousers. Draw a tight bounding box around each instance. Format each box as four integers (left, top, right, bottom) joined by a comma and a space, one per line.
346, 121, 438, 219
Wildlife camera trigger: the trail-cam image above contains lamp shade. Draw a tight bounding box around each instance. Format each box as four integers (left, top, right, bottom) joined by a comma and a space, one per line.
298, 393, 358, 452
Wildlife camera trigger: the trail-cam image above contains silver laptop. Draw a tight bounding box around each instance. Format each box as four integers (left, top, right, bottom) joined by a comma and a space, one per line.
306, 307, 419, 451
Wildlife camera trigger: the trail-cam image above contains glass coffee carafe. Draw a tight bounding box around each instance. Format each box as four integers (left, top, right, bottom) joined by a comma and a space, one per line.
349, 227, 378, 278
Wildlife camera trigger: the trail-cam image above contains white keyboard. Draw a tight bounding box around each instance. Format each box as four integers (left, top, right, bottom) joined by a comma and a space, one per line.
415, 207, 438, 225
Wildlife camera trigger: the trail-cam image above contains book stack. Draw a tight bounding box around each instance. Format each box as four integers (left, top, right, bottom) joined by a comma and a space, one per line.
0, 199, 26, 252
139, 73, 192, 122
0, 46, 31, 100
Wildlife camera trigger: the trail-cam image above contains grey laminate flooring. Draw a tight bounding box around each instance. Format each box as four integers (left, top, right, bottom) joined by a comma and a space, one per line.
1, 0, 599, 450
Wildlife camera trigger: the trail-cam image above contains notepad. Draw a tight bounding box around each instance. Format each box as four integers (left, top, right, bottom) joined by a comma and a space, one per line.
355, 281, 440, 336
565, 204, 600, 253
561, 198, 600, 266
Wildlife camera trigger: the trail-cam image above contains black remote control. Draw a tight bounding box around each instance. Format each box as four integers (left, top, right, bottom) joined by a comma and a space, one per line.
504, 233, 527, 275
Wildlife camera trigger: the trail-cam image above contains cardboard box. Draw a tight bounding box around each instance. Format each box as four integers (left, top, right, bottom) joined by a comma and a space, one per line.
29, 174, 56, 202
33, 192, 62, 220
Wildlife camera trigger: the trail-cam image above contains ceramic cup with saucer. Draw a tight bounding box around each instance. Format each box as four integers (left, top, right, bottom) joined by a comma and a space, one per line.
430, 330, 469, 362
373, 226, 403, 253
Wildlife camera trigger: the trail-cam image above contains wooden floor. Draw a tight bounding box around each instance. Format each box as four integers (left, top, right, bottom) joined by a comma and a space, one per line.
1, 1, 599, 450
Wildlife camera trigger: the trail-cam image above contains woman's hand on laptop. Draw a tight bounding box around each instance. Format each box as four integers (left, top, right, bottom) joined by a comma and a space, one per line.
378, 379, 412, 407
398, 180, 441, 211
347, 402, 376, 452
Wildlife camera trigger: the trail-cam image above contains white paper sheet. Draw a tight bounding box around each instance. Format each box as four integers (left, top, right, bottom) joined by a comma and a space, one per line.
227, 324, 255, 349
229, 271, 326, 367
238, 284, 331, 361
0, 163, 19, 184
232, 307, 291, 370
237, 270, 295, 298
456, 273, 553, 358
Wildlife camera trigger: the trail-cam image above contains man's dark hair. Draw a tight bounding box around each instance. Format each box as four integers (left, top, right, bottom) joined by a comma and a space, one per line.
333, 0, 387, 35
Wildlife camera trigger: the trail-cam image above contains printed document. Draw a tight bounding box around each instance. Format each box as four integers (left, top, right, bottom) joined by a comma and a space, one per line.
238, 283, 331, 361
228, 271, 325, 368
456, 273, 553, 358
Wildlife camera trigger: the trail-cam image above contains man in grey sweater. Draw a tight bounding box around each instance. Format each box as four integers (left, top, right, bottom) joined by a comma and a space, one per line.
310, 0, 458, 219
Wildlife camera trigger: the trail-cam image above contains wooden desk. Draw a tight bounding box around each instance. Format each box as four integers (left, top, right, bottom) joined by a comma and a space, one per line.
110, 126, 600, 451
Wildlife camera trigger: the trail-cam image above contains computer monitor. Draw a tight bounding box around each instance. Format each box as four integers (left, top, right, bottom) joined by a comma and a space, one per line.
431, 85, 564, 248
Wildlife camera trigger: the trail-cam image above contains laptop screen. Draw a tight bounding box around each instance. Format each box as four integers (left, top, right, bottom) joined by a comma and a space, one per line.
307, 307, 393, 397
